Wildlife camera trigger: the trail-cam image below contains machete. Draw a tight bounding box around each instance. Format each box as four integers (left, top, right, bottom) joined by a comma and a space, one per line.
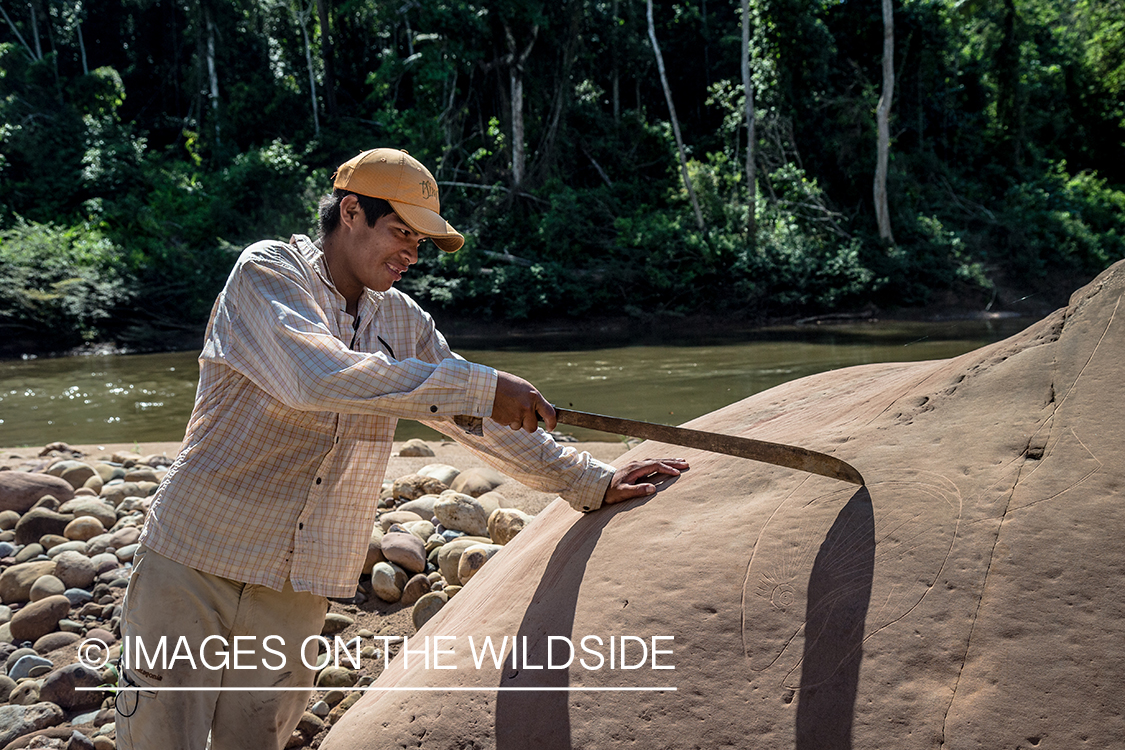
549, 407, 865, 486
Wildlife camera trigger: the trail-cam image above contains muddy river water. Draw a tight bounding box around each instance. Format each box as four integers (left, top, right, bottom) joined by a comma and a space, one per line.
0, 317, 1031, 447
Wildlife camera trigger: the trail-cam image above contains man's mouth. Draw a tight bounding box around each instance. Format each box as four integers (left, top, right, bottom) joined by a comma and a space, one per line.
386, 262, 406, 281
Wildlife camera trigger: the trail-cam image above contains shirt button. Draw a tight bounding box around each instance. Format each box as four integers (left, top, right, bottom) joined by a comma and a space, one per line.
335, 436, 340, 443
430, 405, 438, 413
315, 477, 322, 485
299, 523, 304, 530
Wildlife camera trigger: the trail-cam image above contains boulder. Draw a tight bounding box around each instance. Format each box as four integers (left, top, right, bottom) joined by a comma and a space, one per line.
0, 560, 57, 604
14, 508, 74, 546
380, 532, 427, 575
455, 543, 502, 584
435, 536, 492, 586
432, 492, 489, 537
390, 475, 448, 505
52, 550, 97, 590
322, 263, 1125, 750
0, 702, 65, 745
396, 439, 435, 458
0, 473, 74, 514
58, 498, 117, 530
449, 467, 507, 497
9, 594, 72, 642
417, 464, 460, 486
488, 507, 533, 545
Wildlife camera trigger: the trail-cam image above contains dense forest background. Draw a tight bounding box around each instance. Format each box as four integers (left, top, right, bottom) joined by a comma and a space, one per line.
1, 0, 1123, 353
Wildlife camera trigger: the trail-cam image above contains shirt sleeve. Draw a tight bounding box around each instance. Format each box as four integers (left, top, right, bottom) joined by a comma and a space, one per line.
205, 251, 497, 421
409, 315, 615, 513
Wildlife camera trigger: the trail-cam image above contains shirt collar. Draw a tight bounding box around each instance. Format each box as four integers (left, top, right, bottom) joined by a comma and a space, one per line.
290, 234, 384, 310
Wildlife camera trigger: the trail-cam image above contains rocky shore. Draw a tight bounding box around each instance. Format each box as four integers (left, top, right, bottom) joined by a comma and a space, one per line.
0, 437, 627, 749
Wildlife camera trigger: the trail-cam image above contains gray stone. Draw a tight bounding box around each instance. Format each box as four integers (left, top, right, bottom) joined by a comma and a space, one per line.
0, 513, 19, 532
47, 541, 87, 557
411, 591, 448, 631
115, 543, 138, 562
417, 464, 460, 485
9, 653, 53, 680
433, 492, 490, 537
370, 562, 406, 603
0, 701, 65, 744
402, 520, 436, 543
63, 588, 93, 607
39, 662, 105, 710
449, 467, 507, 497
380, 532, 427, 575
6, 681, 39, 705
396, 439, 435, 458
395, 495, 440, 519
53, 551, 97, 590
321, 613, 354, 637
378, 510, 424, 532
13, 543, 46, 564
0, 473, 75, 514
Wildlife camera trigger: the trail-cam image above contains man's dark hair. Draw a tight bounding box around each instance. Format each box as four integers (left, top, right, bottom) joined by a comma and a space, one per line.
317, 190, 395, 239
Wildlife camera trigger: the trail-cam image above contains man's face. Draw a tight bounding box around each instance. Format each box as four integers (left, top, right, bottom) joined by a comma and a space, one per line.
349, 209, 427, 293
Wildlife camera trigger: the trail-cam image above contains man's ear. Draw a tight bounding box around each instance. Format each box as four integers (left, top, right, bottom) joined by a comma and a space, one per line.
339, 194, 363, 230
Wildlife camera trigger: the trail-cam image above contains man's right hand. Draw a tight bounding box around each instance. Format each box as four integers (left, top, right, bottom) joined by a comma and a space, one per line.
491, 371, 557, 433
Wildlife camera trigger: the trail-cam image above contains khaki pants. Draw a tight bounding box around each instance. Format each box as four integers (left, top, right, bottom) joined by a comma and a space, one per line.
116, 546, 329, 750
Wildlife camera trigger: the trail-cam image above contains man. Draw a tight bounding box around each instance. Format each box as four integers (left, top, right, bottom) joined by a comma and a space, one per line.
117, 148, 688, 750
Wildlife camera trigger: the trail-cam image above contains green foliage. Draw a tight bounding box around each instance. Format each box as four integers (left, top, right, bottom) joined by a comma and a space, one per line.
0, 220, 130, 347
0, 0, 1123, 354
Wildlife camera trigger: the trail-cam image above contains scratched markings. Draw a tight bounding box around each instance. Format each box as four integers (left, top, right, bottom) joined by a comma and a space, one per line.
741, 471, 962, 687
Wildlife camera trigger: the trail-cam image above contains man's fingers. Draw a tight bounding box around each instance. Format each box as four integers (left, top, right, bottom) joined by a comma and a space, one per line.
622, 459, 688, 484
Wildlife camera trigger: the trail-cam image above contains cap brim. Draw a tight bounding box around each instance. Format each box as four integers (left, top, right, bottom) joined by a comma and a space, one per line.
390, 200, 464, 253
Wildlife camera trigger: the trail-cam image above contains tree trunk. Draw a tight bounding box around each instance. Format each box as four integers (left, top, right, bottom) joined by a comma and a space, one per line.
29, 1, 42, 60
204, 5, 221, 145
317, 0, 337, 117
611, 0, 620, 124
741, 0, 756, 238
504, 22, 538, 189
874, 0, 894, 245
77, 21, 88, 75
647, 0, 705, 230
293, 0, 320, 136
1, 4, 38, 60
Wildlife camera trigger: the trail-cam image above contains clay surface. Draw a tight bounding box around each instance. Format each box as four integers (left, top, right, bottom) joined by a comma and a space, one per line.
324, 261, 1125, 749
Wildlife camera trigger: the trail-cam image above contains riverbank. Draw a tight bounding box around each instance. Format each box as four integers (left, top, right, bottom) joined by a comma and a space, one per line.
0, 437, 629, 749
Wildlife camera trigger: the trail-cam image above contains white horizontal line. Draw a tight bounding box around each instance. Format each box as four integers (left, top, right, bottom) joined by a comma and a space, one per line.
80, 686, 676, 692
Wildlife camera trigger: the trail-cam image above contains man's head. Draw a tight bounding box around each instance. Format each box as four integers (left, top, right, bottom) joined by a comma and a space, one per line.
319, 148, 463, 252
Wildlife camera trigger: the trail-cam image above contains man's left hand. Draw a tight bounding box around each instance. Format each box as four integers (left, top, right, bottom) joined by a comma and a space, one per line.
603, 458, 690, 505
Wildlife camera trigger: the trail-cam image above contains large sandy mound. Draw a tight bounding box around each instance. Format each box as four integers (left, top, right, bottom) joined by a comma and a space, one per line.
324, 261, 1125, 749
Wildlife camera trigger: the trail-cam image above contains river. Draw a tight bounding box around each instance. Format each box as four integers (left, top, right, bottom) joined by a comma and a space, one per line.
0, 317, 1031, 447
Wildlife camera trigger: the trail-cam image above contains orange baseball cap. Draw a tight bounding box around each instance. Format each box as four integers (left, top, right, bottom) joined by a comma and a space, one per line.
332, 148, 464, 252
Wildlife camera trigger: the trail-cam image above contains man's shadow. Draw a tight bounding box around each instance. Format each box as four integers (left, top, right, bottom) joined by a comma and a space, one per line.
494, 476, 679, 750
796, 487, 875, 750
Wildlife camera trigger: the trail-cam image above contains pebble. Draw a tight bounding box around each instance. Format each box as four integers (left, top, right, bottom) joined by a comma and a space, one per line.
411, 591, 448, 630
433, 493, 490, 537
400, 574, 432, 607
53, 551, 96, 590
10, 595, 72, 642
309, 701, 330, 718
396, 438, 435, 457
9, 654, 54, 680
64, 516, 106, 542
380, 532, 427, 575
29, 574, 66, 601
449, 467, 507, 497
0, 701, 65, 742
321, 613, 354, 637
436, 537, 492, 586
456, 543, 503, 584
417, 463, 460, 486
379, 511, 424, 532
488, 507, 534, 545
63, 588, 94, 607
371, 561, 409, 603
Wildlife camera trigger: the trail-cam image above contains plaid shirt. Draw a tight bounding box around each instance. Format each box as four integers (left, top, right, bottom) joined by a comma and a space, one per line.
140, 235, 614, 597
